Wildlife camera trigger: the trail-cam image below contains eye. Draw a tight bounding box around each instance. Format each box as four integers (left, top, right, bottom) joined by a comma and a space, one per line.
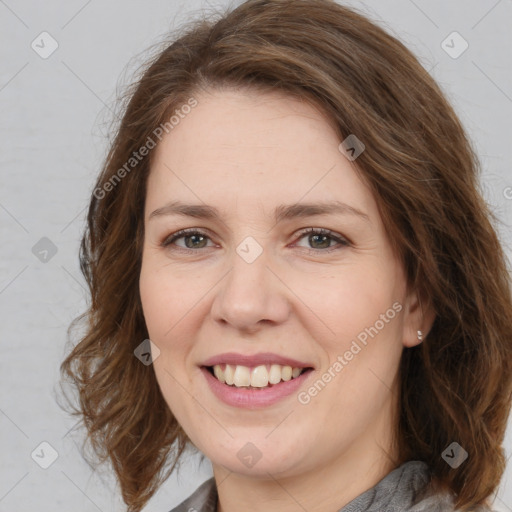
293, 228, 350, 253
161, 228, 215, 250
160, 227, 350, 254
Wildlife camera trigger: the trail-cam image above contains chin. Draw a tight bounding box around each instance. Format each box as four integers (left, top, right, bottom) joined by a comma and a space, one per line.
211, 450, 304, 478
199, 431, 312, 477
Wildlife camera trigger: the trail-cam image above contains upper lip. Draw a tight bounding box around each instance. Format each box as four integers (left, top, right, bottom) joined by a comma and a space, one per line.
201, 352, 314, 369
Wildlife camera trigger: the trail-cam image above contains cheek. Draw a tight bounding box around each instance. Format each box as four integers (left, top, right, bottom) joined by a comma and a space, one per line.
139, 260, 198, 338
139, 263, 200, 414
300, 262, 405, 405
139, 258, 213, 380
139, 269, 169, 338
298, 263, 402, 342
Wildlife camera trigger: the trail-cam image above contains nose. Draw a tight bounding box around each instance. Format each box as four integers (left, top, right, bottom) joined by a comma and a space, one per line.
210, 248, 291, 334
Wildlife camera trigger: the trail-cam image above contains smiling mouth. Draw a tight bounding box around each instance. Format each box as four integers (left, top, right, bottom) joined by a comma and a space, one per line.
204, 363, 314, 389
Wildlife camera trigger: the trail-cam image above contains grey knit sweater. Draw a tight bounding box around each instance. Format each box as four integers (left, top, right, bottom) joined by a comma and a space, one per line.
168, 460, 493, 512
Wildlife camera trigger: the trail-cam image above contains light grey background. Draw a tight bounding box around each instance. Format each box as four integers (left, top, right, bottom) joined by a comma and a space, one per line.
0, 0, 511, 510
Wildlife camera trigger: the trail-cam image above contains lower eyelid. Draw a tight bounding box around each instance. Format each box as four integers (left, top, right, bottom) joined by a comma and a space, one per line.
294, 240, 347, 253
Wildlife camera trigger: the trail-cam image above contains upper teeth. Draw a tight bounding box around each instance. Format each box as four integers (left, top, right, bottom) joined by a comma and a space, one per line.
213, 364, 304, 387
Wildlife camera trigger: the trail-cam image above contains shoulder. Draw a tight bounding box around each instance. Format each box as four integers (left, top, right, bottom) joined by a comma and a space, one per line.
376, 460, 495, 512
168, 477, 217, 512
410, 492, 497, 512
409, 472, 495, 512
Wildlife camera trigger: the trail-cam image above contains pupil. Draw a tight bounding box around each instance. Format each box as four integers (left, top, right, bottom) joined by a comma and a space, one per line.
185, 234, 206, 248
311, 234, 330, 249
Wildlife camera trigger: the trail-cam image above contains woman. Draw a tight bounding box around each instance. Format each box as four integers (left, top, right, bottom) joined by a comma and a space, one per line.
60, 1, 512, 511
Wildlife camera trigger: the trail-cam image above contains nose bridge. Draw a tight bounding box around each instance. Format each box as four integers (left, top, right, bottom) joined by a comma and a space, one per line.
211, 238, 289, 331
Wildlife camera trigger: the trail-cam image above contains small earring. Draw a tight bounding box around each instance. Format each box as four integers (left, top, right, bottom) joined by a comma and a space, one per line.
417, 330, 423, 341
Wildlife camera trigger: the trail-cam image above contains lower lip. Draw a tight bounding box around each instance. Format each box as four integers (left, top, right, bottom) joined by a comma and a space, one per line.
200, 366, 313, 409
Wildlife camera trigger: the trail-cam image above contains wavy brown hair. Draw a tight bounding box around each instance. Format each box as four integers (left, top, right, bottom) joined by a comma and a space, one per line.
59, 0, 512, 510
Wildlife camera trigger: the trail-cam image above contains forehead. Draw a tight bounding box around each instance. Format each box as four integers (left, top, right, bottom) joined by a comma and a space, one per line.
146, 88, 378, 222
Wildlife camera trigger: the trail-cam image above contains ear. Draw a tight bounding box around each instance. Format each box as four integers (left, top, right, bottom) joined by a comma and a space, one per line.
402, 288, 436, 348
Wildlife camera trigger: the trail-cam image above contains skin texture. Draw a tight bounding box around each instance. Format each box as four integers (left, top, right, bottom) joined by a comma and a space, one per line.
139, 88, 427, 512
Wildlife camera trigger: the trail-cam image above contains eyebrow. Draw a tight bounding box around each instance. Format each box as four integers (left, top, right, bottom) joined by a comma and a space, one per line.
149, 200, 369, 223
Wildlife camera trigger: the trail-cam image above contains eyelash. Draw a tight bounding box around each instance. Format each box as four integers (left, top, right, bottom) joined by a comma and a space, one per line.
160, 227, 350, 254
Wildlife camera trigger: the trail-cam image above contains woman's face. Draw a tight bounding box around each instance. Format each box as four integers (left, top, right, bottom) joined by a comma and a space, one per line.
139, 88, 422, 478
